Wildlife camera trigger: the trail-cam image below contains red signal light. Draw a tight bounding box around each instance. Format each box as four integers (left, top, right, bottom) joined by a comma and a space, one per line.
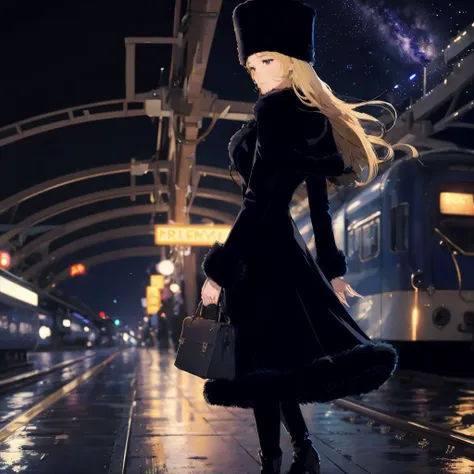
70, 263, 86, 277
0, 251, 11, 270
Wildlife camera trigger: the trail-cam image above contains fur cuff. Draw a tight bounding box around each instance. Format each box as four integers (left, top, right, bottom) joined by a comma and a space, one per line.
317, 248, 347, 281
203, 342, 398, 409
202, 242, 246, 289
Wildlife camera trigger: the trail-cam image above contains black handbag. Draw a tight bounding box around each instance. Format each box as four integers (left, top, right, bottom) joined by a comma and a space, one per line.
174, 290, 237, 380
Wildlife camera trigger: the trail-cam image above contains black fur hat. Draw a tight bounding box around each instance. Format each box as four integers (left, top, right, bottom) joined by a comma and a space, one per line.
232, 0, 317, 66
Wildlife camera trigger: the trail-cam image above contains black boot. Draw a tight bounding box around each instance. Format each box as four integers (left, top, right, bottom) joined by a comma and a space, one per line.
280, 402, 321, 474
258, 448, 283, 474
284, 438, 321, 474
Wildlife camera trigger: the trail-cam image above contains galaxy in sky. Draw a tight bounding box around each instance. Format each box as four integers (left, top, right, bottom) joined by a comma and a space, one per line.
352, 0, 441, 65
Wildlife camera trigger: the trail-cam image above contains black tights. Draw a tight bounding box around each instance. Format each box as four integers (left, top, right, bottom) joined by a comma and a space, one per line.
253, 400, 309, 459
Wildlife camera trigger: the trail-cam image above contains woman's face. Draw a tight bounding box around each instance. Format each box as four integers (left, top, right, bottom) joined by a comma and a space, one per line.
247, 53, 291, 95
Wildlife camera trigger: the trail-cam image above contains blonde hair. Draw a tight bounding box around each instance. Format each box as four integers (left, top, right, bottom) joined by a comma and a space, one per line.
246, 52, 419, 187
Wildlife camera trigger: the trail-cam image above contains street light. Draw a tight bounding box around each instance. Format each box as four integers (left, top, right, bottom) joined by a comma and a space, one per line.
156, 260, 174, 276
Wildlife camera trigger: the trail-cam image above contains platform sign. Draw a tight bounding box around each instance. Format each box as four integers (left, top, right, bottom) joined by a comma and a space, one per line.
154, 225, 231, 246
146, 286, 161, 315
150, 275, 165, 289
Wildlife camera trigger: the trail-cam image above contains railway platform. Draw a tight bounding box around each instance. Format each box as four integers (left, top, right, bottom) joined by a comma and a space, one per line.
0, 348, 474, 473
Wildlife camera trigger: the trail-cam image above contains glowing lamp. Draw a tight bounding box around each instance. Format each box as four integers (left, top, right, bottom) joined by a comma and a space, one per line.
156, 260, 174, 276
38, 326, 52, 340
169, 283, 180, 293
0, 251, 11, 270
99, 311, 106, 319
114, 319, 120, 326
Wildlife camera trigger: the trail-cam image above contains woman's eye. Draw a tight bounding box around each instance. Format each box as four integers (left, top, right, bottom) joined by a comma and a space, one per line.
262, 59, 273, 65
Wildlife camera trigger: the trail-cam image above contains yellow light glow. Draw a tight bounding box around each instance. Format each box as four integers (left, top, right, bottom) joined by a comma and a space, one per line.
440, 192, 474, 216
150, 275, 165, 289
154, 225, 231, 246
146, 286, 161, 315
411, 290, 419, 341
0, 276, 38, 307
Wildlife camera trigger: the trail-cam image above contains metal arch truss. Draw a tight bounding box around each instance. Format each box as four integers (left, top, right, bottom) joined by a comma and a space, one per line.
45, 247, 165, 290
10, 203, 236, 271
0, 94, 254, 148
384, 49, 474, 151
0, 184, 241, 247
21, 225, 155, 281
0, 160, 306, 267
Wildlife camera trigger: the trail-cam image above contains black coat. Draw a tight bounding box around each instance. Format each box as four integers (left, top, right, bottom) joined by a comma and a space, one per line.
201, 87, 397, 408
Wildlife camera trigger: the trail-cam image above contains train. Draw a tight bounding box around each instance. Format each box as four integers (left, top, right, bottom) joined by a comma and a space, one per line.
0, 268, 135, 369
0, 269, 40, 368
292, 148, 474, 375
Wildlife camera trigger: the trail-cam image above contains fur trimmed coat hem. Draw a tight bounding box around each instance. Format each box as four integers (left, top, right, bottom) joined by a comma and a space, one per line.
203, 342, 398, 409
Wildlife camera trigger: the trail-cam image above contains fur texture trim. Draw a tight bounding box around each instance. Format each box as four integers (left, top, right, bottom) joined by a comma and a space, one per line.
203, 342, 398, 408
232, 0, 317, 66
201, 241, 246, 289
317, 249, 347, 281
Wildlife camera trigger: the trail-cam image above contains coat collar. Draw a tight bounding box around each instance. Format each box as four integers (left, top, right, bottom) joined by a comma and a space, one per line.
253, 87, 317, 114
253, 87, 295, 114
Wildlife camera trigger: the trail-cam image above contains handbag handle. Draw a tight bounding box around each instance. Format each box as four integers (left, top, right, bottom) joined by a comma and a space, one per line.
191, 289, 231, 324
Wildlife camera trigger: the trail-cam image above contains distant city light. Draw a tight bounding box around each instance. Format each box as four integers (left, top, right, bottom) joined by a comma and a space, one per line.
113, 299, 118, 304
62, 319, 71, 328
393, 84, 399, 89
114, 319, 120, 326
409, 73, 417, 80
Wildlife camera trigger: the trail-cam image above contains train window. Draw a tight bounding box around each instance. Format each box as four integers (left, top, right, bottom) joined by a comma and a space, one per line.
360, 218, 380, 261
348, 230, 354, 257
390, 203, 409, 251
347, 227, 361, 257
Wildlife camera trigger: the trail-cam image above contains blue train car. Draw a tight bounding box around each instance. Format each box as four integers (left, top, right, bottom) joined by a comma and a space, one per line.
293, 148, 474, 374
0, 269, 40, 367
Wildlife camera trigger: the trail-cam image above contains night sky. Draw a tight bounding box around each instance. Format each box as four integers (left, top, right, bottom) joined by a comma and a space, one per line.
0, 0, 472, 331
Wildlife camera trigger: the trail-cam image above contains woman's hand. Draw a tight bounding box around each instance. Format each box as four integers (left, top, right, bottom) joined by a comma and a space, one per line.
330, 277, 363, 308
201, 278, 222, 306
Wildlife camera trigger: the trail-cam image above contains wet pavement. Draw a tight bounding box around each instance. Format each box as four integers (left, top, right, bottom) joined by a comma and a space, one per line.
350, 371, 474, 439
0, 348, 131, 473
0, 349, 95, 381
126, 349, 474, 474
0, 347, 473, 473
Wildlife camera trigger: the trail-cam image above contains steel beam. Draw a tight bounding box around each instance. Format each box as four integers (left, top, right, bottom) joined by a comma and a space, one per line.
46, 247, 164, 289
0, 161, 163, 215
10, 204, 235, 269
21, 225, 155, 281
0, 185, 239, 246
0, 162, 251, 216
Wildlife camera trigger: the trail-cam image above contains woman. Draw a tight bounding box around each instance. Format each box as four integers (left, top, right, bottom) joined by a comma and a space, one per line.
199, 1, 418, 473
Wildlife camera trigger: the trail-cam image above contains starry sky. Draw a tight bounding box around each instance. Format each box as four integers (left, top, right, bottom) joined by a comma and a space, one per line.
0, 0, 472, 331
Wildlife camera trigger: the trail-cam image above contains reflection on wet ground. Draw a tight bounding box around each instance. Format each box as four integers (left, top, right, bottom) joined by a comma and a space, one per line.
351, 371, 474, 438
0, 349, 95, 381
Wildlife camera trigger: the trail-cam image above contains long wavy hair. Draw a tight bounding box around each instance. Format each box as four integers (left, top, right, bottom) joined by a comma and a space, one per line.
246, 52, 419, 187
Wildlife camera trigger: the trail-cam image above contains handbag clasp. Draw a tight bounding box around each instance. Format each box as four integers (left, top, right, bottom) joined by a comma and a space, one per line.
202, 342, 208, 353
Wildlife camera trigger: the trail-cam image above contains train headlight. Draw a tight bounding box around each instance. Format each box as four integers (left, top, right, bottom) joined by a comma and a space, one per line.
38, 326, 52, 339
432, 307, 451, 328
